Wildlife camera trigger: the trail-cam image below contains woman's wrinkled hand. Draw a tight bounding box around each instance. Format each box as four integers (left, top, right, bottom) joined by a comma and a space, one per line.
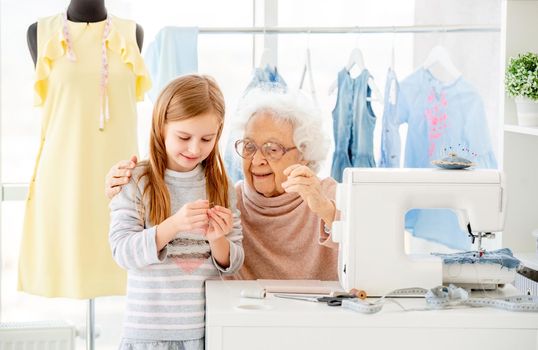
105, 155, 137, 199
281, 164, 335, 224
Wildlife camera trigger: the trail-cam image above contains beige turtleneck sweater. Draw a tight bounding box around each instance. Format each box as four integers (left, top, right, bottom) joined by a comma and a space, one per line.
235, 178, 338, 281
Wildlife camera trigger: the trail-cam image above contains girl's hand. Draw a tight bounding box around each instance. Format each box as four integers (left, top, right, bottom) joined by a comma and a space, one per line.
172, 200, 210, 233
281, 164, 335, 224
105, 155, 137, 199
205, 205, 233, 242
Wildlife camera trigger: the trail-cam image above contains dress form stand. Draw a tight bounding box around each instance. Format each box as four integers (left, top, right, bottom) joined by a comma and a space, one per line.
86, 299, 95, 350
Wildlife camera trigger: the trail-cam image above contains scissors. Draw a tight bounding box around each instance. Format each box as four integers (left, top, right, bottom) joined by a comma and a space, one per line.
274, 294, 357, 306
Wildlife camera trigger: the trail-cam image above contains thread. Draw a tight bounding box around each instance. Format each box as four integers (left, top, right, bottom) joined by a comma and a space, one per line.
349, 288, 367, 300
240, 287, 267, 299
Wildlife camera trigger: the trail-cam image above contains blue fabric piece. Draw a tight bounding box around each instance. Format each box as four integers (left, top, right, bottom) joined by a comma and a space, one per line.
379, 68, 402, 168
432, 248, 520, 269
387, 68, 498, 250
331, 68, 376, 182
223, 66, 288, 184
144, 27, 198, 102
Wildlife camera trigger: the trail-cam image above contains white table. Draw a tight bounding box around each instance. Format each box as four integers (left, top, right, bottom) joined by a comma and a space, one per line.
205, 280, 538, 350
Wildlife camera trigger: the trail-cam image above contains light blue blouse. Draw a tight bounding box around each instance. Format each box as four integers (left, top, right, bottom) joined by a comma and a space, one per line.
384, 68, 497, 250
144, 27, 198, 102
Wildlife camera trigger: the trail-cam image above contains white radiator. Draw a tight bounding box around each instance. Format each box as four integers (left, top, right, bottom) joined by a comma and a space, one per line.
0, 321, 76, 350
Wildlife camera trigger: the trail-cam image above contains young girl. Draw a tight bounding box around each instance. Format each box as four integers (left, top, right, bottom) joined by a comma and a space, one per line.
109, 74, 244, 350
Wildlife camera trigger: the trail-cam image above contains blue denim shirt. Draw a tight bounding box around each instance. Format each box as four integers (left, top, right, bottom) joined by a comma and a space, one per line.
331, 68, 376, 182
383, 68, 498, 250
379, 68, 401, 168
144, 27, 198, 102
223, 66, 287, 184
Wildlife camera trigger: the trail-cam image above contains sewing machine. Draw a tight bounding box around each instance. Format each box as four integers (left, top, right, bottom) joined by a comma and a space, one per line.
331, 168, 508, 296
205, 169, 538, 350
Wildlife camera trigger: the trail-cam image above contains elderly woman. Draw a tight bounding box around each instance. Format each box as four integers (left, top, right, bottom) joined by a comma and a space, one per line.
106, 89, 338, 280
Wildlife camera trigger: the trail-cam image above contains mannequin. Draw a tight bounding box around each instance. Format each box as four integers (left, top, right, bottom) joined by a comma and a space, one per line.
20, 2, 151, 349
27, 0, 144, 65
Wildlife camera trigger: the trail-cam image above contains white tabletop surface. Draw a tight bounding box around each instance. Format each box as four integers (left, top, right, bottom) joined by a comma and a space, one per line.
206, 280, 537, 328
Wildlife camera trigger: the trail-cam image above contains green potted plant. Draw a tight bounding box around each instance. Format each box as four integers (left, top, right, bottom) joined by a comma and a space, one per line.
505, 52, 538, 126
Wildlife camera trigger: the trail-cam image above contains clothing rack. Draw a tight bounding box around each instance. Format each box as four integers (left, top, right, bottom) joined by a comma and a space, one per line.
0, 24, 499, 204
197, 24, 499, 34
197, 24, 499, 75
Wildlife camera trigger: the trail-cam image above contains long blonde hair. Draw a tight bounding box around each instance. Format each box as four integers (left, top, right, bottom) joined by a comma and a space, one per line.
139, 74, 229, 225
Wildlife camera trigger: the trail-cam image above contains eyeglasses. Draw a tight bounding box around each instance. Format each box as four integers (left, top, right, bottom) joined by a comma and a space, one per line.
234, 139, 297, 161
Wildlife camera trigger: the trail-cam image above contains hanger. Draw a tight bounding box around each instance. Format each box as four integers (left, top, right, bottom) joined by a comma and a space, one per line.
299, 30, 318, 103
390, 28, 396, 71
328, 48, 363, 95
388, 29, 397, 105
422, 45, 461, 81
328, 47, 383, 102
257, 24, 275, 70
328, 29, 364, 95
258, 47, 274, 69
346, 47, 366, 72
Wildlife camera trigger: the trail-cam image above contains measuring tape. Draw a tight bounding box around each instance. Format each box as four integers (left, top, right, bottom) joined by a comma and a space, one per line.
341, 287, 429, 314
341, 285, 538, 314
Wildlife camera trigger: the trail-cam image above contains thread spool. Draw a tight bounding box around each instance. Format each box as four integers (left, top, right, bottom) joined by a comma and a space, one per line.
240, 287, 266, 299
350, 288, 367, 300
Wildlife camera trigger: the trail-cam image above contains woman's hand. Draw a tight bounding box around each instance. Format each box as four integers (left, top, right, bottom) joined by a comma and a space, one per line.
281, 164, 335, 225
205, 205, 233, 242
105, 155, 137, 199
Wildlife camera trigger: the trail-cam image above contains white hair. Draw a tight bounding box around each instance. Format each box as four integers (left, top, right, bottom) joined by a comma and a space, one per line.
233, 88, 330, 173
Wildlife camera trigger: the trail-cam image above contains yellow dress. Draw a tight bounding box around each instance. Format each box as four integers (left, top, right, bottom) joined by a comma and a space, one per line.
18, 14, 151, 298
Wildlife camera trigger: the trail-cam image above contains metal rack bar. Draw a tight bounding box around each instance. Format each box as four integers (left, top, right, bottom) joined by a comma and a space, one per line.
197, 24, 499, 34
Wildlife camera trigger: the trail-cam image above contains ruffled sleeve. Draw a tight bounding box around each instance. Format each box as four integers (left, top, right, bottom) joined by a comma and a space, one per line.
106, 22, 152, 102
34, 28, 66, 106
